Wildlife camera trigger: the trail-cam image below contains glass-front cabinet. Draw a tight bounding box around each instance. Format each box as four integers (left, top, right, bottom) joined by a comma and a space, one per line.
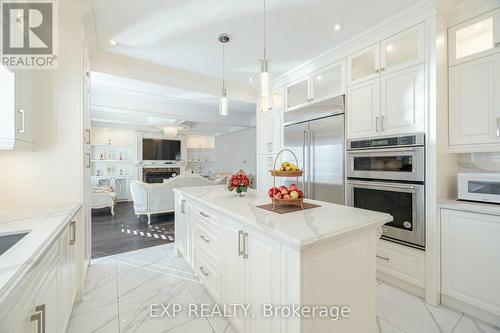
311, 61, 345, 102
285, 59, 345, 111
347, 44, 380, 85
449, 8, 500, 66
381, 24, 425, 73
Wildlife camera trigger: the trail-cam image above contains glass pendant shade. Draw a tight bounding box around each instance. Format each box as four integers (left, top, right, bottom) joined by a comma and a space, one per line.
260, 59, 271, 111
219, 88, 228, 116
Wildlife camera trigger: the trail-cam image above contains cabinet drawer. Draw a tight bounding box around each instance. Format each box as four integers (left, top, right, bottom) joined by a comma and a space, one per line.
194, 207, 220, 230
376, 240, 425, 288
193, 246, 221, 302
194, 220, 221, 265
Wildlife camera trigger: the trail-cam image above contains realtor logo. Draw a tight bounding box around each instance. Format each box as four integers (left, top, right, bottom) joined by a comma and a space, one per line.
1, 0, 58, 68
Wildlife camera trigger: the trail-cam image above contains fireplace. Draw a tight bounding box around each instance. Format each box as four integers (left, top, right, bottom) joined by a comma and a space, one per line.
143, 167, 181, 183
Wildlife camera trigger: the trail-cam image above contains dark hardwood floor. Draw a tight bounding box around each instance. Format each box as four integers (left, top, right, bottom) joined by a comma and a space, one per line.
91, 202, 175, 259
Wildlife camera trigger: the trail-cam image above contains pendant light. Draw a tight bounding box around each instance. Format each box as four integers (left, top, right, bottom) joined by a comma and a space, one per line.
259, 0, 271, 107
218, 33, 230, 116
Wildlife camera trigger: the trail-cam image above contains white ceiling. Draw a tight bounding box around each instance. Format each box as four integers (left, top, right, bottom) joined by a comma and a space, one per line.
90, 72, 255, 136
84, 0, 418, 85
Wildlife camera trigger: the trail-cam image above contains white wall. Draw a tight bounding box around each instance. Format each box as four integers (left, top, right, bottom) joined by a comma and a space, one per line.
0, 5, 86, 209
214, 127, 256, 178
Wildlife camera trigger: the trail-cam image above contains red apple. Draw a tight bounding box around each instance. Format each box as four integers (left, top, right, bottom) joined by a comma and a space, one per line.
283, 194, 291, 200
289, 183, 298, 191
268, 187, 279, 198
296, 190, 304, 198
273, 193, 282, 199
279, 185, 287, 192
280, 189, 289, 195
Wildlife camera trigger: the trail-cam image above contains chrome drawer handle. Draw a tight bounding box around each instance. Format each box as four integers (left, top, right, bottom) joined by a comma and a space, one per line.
181, 200, 186, 214
376, 255, 390, 261
17, 109, 25, 134
69, 221, 76, 245
199, 235, 210, 243
30, 304, 46, 333
496, 42, 500, 48
243, 232, 249, 259
199, 266, 209, 276
199, 211, 209, 218
238, 230, 244, 256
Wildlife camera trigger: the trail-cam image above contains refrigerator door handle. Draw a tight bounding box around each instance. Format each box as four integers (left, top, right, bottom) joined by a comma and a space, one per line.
308, 130, 313, 199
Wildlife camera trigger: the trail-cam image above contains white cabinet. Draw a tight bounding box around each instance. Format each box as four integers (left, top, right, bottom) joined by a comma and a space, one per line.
262, 88, 285, 113
380, 64, 425, 135
257, 155, 274, 191
285, 60, 346, 112
347, 24, 425, 139
175, 195, 192, 262
441, 209, 500, 325
257, 110, 282, 155
449, 51, 500, 151
347, 79, 381, 139
449, 8, 500, 66
0, 66, 35, 150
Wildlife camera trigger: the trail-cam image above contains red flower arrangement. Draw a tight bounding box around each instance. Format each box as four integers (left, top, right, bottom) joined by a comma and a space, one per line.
227, 170, 251, 194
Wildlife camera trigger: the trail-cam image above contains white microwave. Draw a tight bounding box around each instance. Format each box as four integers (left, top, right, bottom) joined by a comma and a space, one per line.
458, 173, 500, 204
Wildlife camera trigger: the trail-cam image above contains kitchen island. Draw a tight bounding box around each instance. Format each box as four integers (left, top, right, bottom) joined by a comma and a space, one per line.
174, 185, 392, 333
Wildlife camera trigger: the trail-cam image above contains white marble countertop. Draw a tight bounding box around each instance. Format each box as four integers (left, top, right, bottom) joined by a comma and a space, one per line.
0, 203, 82, 301
439, 199, 500, 216
174, 186, 392, 250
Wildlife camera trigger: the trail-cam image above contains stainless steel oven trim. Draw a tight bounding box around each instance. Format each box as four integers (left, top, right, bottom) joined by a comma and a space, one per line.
346, 180, 425, 248
347, 146, 425, 182
347, 133, 425, 150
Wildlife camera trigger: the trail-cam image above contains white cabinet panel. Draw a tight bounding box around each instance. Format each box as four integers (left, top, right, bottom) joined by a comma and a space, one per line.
14, 69, 35, 144
441, 209, 500, 317
381, 64, 425, 135
270, 111, 282, 153
347, 78, 380, 139
245, 232, 281, 333
257, 155, 274, 191
381, 24, 425, 74
348, 44, 380, 85
32, 268, 60, 333
258, 113, 272, 154
270, 88, 285, 112
449, 8, 500, 66
221, 221, 246, 332
449, 53, 500, 147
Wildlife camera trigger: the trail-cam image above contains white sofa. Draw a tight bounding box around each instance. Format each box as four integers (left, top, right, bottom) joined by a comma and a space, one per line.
91, 187, 118, 216
130, 173, 229, 224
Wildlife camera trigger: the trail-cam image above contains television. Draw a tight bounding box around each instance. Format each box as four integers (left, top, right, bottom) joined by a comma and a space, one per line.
142, 139, 181, 161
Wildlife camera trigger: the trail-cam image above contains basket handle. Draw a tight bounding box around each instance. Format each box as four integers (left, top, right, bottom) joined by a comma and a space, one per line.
273, 149, 300, 171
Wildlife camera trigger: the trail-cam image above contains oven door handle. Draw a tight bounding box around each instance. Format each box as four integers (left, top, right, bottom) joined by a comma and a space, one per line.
347, 147, 419, 154
347, 181, 418, 190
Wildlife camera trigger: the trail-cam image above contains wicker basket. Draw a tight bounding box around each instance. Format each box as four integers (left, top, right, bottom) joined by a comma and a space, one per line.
269, 149, 305, 210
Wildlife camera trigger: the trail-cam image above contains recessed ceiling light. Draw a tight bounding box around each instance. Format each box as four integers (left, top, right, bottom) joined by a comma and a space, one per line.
249, 78, 254, 82
334, 24, 342, 31
109, 40, 118, 46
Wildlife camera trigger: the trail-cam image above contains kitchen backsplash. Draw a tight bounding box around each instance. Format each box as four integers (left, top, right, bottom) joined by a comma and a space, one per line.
459, 153, 500, 173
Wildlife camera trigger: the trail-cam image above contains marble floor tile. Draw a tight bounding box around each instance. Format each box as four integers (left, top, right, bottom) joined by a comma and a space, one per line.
118, 281, 198, 333
453, 314, 500, 333
377, 316, 405, 333
377, 282, 463, 333
167, 318, 215, 333
82, 257, 118, 303
68, 298, 119, 333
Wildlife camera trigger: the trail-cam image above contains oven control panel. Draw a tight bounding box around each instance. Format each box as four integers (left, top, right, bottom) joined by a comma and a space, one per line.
349, 134, 424, 149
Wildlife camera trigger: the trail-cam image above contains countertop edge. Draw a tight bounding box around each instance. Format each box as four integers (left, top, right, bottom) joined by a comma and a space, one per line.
174, 188, 392, 250
438, 200, 500, 216
0, 203, 82, 303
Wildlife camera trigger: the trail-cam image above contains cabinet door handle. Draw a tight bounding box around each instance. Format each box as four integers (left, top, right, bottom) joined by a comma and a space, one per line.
376, 255, 390, 261
376, 117, 380, 132
238, 230, 244, 256
199, 235, 210, 243
85, 128, 91, 145
267, 142, 272, 152
495, 42, 500, 48
199, 211, 209, 218
381, 115, 385, 132
31, 304, 46, 333
17, 109, 25, 134
496, 117, 500, 137
85, 153, 91, 168
375, 68, 380, 73
70, 221, 76, 245
243, 232, 249, 259
199, 266, 209, 276
181, 200, 186, 214
381, 67, 386, 71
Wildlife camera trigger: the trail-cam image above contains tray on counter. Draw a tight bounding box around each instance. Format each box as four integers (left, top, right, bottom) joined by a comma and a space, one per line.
256, 202, 321, 214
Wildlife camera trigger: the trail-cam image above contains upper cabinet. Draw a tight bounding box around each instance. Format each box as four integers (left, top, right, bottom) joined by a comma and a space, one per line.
285, 60, 345, 112
449, 8, 500, 66
346, 23, 425, 139
348, 24, 425, 86
448, 9, 500, 153
0, 66, 35, 150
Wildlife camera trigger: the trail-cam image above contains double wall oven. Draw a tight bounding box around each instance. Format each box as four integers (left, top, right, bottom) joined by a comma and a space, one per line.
346, 134, 425, 249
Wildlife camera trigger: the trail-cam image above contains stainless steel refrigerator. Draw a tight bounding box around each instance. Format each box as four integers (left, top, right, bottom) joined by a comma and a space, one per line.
283, 96, 345, 204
